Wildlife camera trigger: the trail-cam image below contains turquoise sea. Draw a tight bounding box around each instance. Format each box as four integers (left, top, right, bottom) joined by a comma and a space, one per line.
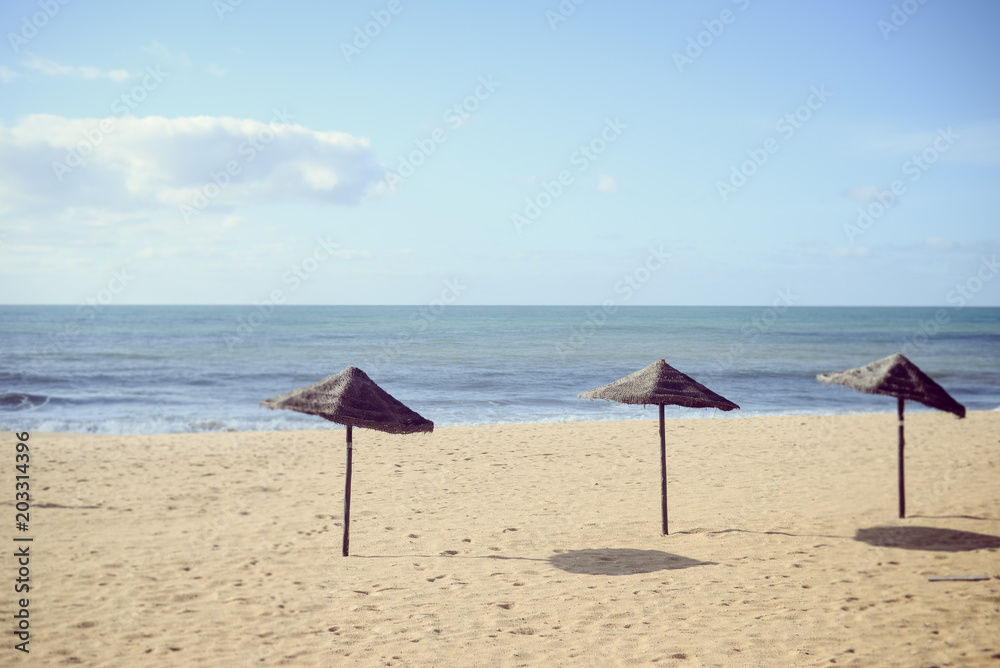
1, 305, 998, 433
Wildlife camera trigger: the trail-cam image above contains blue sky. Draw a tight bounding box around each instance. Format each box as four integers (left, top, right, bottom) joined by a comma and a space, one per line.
1, 0, 998, 306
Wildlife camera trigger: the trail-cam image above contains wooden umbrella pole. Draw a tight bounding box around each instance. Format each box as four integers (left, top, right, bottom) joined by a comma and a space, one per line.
897, 397, 905, 519
343, 425, 353, 556
659, 404, 668, 535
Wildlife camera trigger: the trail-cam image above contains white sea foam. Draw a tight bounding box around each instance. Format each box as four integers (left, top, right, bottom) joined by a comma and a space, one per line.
2, 305, 997, 434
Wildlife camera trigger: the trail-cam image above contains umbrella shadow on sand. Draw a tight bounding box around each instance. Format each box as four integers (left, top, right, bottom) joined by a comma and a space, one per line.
855, 526, 1000, 552
547, 548, 717, 576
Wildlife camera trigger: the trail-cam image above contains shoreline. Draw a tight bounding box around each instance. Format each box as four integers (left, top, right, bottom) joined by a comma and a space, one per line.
15, 407, 998, 437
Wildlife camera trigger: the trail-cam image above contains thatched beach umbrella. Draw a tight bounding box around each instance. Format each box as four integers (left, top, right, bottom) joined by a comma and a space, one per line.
579, 359, 740, 535
260, 366, 433, 556
817, 353, 965, 518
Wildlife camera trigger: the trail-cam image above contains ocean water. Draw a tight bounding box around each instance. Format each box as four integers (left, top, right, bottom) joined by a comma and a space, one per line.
1, 305, 998, 434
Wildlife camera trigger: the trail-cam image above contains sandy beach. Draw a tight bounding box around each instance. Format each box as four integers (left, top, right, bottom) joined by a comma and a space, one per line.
7, 411, 1000, 666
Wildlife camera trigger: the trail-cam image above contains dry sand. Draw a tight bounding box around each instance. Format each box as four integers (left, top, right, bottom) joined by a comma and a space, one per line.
5, 412, 1000, 667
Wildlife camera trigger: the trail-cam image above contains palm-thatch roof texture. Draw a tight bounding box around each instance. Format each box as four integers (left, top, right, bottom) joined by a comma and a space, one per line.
578, 358, 740, 411
260, 366, 432, 556
816, 353, 965, 418
578, 359, 739, 536
260, 366, 434, 434
817, 353, 966, 519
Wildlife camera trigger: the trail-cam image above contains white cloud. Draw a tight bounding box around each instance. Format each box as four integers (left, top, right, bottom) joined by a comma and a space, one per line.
828, 245, 870, 257
141, 41, 191, 67
797, 241, 870, 258
843, 185, 881, 202
596, 174, 619, 194
0, 113, 392, 224
857, 120, 1000, 165
331, 249, 373, 260
135, 244, 185, 259
300, 164, 341, 191
122, 239, 370, 266
22, 54, 131, 82
141, 41, 172, 60
204, 63, 227, 78
0, 66, 19, 83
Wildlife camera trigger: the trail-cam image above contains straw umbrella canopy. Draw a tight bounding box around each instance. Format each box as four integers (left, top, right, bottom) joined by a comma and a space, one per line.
816, 353, 965, 518
578, 359, 740, 535
260, 366, 433, 556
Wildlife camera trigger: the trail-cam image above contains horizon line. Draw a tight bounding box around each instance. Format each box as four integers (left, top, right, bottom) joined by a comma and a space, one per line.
2, 304, 998, 309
